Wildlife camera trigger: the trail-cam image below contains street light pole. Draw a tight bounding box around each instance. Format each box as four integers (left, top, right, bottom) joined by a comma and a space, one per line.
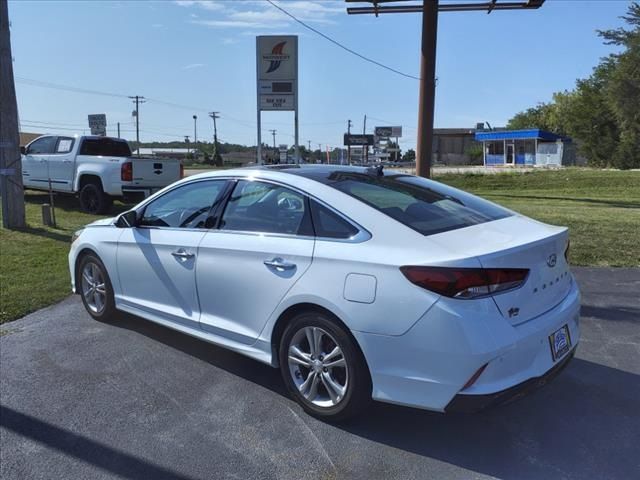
193, 115, 197, 144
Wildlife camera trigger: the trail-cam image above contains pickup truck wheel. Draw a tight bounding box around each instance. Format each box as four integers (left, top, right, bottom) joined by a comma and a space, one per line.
79, 182, 113, 214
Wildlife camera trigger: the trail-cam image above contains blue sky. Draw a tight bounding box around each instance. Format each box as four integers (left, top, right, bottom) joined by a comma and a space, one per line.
9, 0, 630, 150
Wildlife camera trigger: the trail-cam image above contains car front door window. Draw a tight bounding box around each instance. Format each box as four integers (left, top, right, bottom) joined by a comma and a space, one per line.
220, 180, 310, 235
140, 180, 226, 229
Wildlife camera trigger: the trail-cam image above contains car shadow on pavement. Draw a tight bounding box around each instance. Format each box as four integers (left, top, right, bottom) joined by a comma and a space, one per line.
338, 357, 640, 480
108, 312, 640, 480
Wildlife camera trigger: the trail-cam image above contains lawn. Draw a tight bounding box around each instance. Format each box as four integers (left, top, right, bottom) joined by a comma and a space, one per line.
1, 168, 638, 324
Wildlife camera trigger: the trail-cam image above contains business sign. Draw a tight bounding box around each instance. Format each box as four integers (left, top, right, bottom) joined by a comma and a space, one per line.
257, 35, 299, 163
260, 95, 295, 111
344, 134, 375, 146
374, 126, 402, 138
257, 36, 297, 112
88, 114, 107, 136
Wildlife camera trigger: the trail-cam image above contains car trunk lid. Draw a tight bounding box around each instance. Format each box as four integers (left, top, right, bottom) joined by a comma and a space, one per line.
131, 157, 181, 187
427, 215, 571, 325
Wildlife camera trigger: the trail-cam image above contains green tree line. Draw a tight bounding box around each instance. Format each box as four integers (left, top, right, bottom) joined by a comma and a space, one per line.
508, 2, 639, 169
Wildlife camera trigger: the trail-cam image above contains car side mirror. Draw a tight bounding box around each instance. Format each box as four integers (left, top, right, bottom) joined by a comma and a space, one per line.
115, 210, 139, 228
20, 146, 26, 155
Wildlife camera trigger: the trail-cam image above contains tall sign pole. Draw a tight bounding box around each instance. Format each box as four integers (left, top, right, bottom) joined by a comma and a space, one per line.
0, 0, 25, 229
346, 0, 545, 178
416, 0, 438, 178
256, 35, 298, 165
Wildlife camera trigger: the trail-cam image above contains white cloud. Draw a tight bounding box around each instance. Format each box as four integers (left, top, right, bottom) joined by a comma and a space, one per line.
174, 0, 226, 11
191, 19, 288, 29
180, 0, 343, 29
182, 63, 206, 70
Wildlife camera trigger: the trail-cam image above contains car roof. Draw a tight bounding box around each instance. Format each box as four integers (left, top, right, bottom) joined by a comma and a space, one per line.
247, 164, 404, 184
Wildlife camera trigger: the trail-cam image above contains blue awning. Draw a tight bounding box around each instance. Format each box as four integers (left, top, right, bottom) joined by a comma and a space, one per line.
475, 129, 570, 142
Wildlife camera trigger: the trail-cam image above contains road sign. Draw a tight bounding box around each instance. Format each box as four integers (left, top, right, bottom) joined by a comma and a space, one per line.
374, 126, 402, 138
257, 35, 299, 163
88, 114, 107, 136
344, 134, 375, 146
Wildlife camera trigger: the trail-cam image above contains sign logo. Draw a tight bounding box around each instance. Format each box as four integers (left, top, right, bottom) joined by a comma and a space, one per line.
264, 41, 289, 73
547, 253, 557, 268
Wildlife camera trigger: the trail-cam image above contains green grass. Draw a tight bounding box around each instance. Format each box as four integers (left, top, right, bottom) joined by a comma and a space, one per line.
435, 169, 640, 268
0, 192, 129, 324
1, 169, 638, 324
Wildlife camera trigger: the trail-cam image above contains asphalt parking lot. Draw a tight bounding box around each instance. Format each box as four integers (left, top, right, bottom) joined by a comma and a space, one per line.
1, 267, 639, 480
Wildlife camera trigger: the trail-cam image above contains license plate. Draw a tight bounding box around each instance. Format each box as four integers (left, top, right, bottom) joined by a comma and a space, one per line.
549, 325, 572, 361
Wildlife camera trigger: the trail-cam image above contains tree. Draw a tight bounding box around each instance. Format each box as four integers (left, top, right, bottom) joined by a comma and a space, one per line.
402, 148, 416, 162
506, 2, 640, 169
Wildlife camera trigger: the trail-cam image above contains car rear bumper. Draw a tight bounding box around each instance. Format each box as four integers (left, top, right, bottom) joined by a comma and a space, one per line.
444, 347, 575, 412
352, 275, 581, 412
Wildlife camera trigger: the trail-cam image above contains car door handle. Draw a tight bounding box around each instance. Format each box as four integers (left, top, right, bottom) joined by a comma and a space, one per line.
171, 248, 195, 259
263, 257, 296, 271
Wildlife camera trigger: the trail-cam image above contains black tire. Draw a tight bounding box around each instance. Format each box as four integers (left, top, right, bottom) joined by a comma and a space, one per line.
79, 182, 113, 214
279, 311, 371, 422
77, 253, 117, 321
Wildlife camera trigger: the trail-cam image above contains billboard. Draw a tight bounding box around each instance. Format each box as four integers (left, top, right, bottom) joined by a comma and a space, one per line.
374, 126, 402, 138
344, 134, 375, 146
88, 114, 107, 136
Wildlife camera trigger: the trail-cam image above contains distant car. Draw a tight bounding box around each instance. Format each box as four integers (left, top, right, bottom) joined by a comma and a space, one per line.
21, 135, 182, 214
69, 165, 580, 420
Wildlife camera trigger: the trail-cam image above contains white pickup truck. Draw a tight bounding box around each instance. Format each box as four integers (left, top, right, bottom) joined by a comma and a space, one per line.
21, 135, 183, 214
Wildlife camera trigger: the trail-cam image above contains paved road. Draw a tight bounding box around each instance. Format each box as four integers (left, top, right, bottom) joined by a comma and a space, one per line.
1, 268, 639, 480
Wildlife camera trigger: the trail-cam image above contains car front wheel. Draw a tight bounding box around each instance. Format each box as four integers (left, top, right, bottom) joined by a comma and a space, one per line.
78, 254, 116, 321
279, 311, 371, 421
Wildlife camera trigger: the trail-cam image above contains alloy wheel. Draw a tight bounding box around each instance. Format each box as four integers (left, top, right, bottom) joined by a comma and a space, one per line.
81, 262, 106, 314
287, 326, 348, 407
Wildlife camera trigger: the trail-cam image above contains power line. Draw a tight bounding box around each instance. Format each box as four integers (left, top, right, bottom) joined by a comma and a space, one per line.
15, 76, 129, 98
265, 0, 420, 81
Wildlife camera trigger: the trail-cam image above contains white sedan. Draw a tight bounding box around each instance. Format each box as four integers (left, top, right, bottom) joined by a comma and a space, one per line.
69, 165, 580, 420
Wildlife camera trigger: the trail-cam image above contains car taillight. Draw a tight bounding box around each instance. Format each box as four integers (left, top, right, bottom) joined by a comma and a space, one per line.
399, 266, 529, 299
121, 161, 133, 182
180, 162, 184, 179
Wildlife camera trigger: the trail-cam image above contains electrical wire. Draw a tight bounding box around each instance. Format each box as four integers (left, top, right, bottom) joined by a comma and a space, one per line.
265, 0, 421, 81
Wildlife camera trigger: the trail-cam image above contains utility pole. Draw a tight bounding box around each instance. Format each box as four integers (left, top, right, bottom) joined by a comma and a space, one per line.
0, 0, 25, 229
363, 114, 368, 163
269, 129, 277, 150
129, 95, 145, 156
347, 119, 352, 163
307, 140, 311, 151
346, 0, 545, 177
117, 122, 120, 138
416, 0, 438, 178
193, 115, 197, 144
209, 111, 221, 166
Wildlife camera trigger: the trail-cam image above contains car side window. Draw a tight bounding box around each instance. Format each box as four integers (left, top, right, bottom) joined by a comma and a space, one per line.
310, 200, 359, 239
139, 180, 226, 229
220, 180, 310, 236
26, 136, 57, 155
55, 137, 74, 154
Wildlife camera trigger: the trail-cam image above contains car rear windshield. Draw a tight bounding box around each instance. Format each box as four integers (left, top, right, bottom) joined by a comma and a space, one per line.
79, 138, 132, 157
325, 173, 512, 236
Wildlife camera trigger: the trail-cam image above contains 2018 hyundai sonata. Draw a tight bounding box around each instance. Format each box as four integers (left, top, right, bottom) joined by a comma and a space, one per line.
69, 165, 580, 420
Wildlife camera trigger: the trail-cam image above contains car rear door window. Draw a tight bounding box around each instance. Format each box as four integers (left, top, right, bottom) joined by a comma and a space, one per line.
139, 180, 226, 229
327, 173, 511, 236
55, 137, 74, 154
220, 180, 310, 236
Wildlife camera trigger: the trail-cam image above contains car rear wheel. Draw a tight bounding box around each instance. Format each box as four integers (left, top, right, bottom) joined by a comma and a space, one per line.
78, 254, 116, 321
79, 182, 112, 214
279, 311, 371, 421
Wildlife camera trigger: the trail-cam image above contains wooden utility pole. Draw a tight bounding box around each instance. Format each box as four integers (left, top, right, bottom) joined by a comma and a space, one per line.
129, 95, 145, 156
416, 0, 438, 178
0, 0, 25, 229
346, 0, 545, 178
208, 111, 222, 166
